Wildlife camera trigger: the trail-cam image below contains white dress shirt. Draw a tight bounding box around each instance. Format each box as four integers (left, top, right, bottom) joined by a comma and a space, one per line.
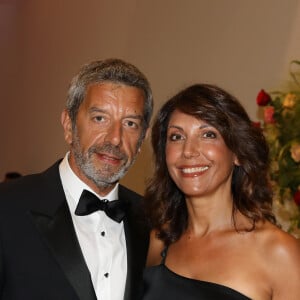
59, 153, 127, 300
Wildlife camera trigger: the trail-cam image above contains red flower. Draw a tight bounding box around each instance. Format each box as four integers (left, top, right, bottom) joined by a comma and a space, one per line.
293, 190, 300, 206
252, 121, 261, 128
264, 106, 275, 124
256, 89, 271, 106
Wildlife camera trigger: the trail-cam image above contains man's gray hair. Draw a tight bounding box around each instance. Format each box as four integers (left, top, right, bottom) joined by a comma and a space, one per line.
66, 58, 153, 135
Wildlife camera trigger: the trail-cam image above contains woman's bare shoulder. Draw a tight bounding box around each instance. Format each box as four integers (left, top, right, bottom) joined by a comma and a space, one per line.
261, 222, 300, 259
259, 222, 300, 299
146, 229, 166, 267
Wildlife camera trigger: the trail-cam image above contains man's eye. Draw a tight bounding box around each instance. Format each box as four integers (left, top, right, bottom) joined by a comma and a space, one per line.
125, 120, 139, 129
94, 116, 105, 122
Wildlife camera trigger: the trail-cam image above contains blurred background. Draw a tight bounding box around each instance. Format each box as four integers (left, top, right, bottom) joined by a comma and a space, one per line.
1, 0, 300, 194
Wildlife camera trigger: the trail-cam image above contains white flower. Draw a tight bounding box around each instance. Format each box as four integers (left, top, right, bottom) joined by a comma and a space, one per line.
290, 143, 300, 162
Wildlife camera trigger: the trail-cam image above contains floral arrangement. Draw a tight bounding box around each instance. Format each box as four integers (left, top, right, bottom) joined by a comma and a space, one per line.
256, 60, 300, 237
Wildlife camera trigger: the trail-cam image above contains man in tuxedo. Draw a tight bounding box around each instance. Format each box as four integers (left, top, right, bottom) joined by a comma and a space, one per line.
0, 58, 153, 300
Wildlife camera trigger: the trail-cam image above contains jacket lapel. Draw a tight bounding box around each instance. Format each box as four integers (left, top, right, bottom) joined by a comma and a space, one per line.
29, 161, 97, 300
28, 163, 148, 300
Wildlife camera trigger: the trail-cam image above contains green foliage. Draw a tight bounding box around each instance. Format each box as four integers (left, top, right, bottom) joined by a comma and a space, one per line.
257, 60, 300, 233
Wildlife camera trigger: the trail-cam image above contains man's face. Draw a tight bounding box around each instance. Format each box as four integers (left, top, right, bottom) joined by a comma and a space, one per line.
62, 82, 147, 195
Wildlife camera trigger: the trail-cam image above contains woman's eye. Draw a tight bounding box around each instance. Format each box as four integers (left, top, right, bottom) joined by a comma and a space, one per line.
203, 131, 217, 138
169, 133, 183, 141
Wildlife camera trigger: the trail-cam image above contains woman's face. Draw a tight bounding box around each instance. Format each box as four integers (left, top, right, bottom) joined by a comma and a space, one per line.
165, 109, 238, 198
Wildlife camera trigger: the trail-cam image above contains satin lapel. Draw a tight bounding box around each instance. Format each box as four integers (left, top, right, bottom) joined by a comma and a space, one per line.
28, 161, 97, 300
30, 201, 97, 300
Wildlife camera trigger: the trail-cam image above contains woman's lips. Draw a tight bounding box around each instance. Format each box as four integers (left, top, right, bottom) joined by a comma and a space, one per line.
179, 165, 209, 177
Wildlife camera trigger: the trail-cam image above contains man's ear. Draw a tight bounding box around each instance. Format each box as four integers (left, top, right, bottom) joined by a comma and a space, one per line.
61, 109, 73, 145
137, 127, 151, 153
144, 127, 151, 140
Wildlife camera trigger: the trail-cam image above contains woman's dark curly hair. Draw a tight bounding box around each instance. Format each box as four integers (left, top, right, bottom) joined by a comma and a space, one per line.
144, 84, 276, 245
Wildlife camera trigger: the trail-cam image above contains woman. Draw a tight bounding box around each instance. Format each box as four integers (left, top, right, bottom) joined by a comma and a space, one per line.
142, 84, 300, 300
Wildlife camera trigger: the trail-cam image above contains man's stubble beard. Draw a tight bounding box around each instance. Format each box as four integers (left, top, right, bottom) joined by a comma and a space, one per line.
71, 129, 141, 190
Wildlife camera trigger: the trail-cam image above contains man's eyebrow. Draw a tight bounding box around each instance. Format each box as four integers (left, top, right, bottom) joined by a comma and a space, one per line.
125, 114, 143, 120
88, 107, 143, 120
88, 107, 106, 113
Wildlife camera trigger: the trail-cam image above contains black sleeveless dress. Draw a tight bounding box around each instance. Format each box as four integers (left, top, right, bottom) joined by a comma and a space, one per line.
142, 249, 251, 300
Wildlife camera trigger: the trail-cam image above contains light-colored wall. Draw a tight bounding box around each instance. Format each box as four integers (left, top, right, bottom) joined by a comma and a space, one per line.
1, 0, 300, 194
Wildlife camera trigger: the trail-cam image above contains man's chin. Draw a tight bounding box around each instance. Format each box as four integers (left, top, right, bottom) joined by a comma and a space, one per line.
81, 161, 129, 186
94, 180, 116, 189
90, 171, 124, 186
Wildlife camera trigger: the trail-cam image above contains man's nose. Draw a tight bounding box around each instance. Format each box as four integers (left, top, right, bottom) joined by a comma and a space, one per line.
104, 122, 122, 146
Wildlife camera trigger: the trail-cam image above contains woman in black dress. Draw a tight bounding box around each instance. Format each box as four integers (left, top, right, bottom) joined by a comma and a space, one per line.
142, 84, 300, 300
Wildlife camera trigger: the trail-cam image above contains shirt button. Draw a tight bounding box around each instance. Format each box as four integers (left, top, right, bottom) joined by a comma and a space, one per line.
104, 273, 109, 278
101, 231, 105, 236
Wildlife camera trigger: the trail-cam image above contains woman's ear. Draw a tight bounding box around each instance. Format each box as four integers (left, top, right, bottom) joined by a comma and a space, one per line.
233, 155, 240, 166
61, 109, 73, 145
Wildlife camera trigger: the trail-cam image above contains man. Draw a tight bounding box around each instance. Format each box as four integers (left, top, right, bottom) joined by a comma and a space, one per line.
0, 58, 153, 300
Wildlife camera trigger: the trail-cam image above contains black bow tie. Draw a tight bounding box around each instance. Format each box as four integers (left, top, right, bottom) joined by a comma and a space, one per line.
75, 189, 126, 223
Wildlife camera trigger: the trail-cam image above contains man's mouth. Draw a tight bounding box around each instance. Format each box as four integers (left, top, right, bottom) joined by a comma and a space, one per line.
97, 152, 122, 165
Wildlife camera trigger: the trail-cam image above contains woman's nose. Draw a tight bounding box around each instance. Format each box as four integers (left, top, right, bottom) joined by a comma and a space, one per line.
183, 139, 200, 158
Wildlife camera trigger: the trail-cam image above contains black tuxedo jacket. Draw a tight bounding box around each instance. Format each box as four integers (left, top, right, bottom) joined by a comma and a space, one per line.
0, 161, 149, 300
